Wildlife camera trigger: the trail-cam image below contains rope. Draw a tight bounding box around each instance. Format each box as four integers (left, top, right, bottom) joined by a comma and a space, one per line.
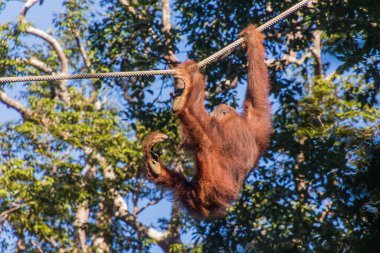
198, 0, 313, 67
0, 70, 176, 83
0, 0, 313, 84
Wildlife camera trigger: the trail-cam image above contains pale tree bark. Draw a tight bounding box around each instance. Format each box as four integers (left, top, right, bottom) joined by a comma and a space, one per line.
81, 149, 111, 253
155, 3, 183, 250
87, 149, 170, 247
74, 30, 92, 71
2, 1, 181, 251
91, 154, 170, 250
114, 4, 183, 249
310, 30, 323, 77
0, 97, 168, 252
118, 0, 179, 109
310, 27, 335, 223
9, 6, 92, 248
266, 51, 312, 69
119, 0, 138, 16
294, 30, 323, 196
0, 203, 25, 220
15, 58, 54, 74
293, 24, 334, 243
0, 88, 105, 251
0, 87, 44, 252
25, 27, 69, 75
18, 0, 38, 19
73, 163, 96, 253
0, 87, 169, 249
161, 0, 179, 67
18, 0, 70, 104
282, 4, 327, 243
74, 206, 90, 253
16, 239, 27, 252
294, 137, 308, 201
114, 193, 170, 243
119, 0, 179, 67
73, 29, 100, 103
31, 240, 44, 253
92, 200, 111, 253
83, 146, 169, 251
0, 90, 34, 118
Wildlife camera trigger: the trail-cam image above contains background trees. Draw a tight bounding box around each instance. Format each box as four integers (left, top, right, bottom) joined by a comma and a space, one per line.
0, 0, 379, 252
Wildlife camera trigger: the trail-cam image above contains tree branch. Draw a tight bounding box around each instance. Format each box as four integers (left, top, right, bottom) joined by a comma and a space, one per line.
161, 0, 171, 33
74, 30, 92, 71
136, 195, 163, 215
120, 0, 179, 66
0, 89, 33, 119
31, 240, 44, 253
319, 198, 332, 222
118, 0, 138, 16
266, 51, 312, 68
89, 145, 171, 247
82, 147, 169, 245
15, 57, 54, 74
1, 83, 170, 252
25, 27, 70, 104
0, 88, 54, 130
0, 204, 25, 220
114, 194, 169, 243
310, 30, 323, 77
2, 5, 171, 241
18, 1, 70, 104
73, 163, 95, 253
25, 27, 69, 75
74, 30, 99, 102
19, 1, 67, 74
18, 0, 39, 20
161, 0, 179, 67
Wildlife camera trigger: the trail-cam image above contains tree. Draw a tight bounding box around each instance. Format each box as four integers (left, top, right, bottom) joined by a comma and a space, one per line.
177, 0, 379, 252
1, 0, 183, 252
0, 0, 379, 252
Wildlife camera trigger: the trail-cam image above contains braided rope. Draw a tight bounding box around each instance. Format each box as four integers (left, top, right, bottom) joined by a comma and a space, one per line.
0, 0, 312, 84
198, 0, 313, 67
0, 70, 176, 83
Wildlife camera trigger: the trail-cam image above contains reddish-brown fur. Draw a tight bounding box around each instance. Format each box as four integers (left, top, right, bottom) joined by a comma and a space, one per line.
143, 25, 271, 218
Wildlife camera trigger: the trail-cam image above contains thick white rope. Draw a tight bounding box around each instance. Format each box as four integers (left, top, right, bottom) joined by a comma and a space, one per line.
0, 0, 313, 84
198, 0, 313, 67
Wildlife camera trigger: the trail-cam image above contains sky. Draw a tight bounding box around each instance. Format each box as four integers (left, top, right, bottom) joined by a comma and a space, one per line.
1, 1, 372, 252
0, 2, 186, 252
0, 1, 346, 251
0, 1, 64, 122
1, 1, 292, 250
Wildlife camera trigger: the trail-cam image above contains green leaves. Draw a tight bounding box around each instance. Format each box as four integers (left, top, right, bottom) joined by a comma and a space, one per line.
0, 0, 379, 252
176, 1, 380, 252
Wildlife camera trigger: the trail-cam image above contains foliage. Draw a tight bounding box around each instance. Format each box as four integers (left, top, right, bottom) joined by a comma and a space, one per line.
0, 0, 379, 252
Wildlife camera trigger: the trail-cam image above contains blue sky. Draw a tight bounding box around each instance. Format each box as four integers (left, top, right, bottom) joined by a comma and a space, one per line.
0, 2, 191, 252
0, 1, 62, 122
1, 1, 367, 252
